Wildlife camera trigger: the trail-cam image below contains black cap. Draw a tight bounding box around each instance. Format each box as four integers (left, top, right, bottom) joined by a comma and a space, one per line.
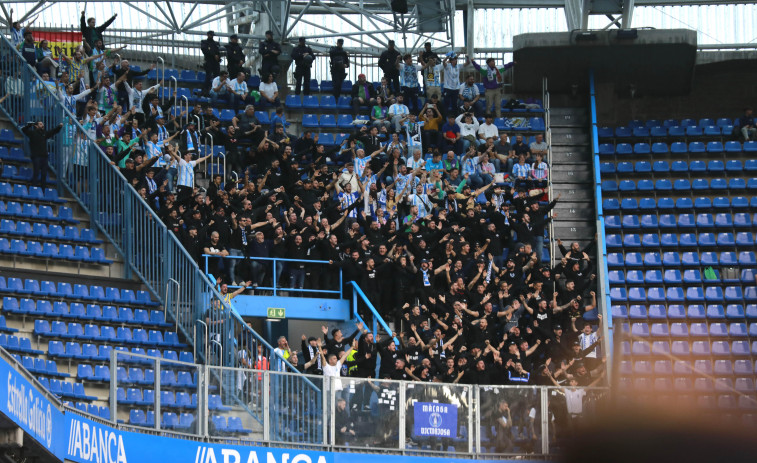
230, 34, 239, 40
572, 341, 580, 346
207, 31, 215, 36
298, 37, 306, 43
554, 324, 562, 330
265, 30, 273, 36
420, 258, 429, 264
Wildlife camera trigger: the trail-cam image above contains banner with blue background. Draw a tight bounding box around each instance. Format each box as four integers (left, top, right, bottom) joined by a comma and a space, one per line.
412, 402, 458, 438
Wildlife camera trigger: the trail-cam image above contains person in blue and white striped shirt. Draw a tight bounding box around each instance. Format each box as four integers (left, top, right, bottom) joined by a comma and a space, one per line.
336, 181, 362, 219
167, 146, 212, 205
511, 154, 531, 188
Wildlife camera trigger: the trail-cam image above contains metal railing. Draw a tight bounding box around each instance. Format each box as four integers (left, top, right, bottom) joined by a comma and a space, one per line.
0, 35, 308, 382
201, 255, 343, 298
107, 350, 610, 456
349, 281, 397, 345
542, 76, 555, 266
588, 70, 613, 378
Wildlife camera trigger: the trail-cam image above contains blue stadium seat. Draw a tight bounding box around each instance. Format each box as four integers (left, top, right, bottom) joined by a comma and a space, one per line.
641, 233, 660, 247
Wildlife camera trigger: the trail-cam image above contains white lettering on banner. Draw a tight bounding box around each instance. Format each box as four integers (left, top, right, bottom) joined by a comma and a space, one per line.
420, 404, 449, 414
6, 372, 53, 448
68, 418, 127, 463
195, 447, 327, 463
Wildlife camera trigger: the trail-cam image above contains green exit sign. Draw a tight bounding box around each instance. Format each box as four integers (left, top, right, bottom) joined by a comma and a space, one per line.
267, 307, 286, 319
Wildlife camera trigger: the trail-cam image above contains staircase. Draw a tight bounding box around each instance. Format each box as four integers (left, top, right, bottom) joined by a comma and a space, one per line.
549, 107, 597, 255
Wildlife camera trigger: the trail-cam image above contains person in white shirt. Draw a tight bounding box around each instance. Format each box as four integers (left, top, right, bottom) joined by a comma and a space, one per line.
259, 72, 280, 107
388, 94, 410, 133
167, 145, 212, 205
229, 71, 251, 112
317, 338, 353, 398
123, 79, 161, 125
419, 54, 443, 100
455, 112, 481, 152
478, 114, 499, 142
442, 53, 469, 113
210, 70, 232, 106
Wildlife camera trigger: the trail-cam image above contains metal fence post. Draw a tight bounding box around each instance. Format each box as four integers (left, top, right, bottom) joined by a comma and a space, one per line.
263, 371, 270, 441
123, 192, 132, 280
475, 387, 481, 454
110, 348, 118, 424
155, 357, 162, 430
467, 386, 473, 454
202, 364, 209, 437
398, 381, 406, 451
541, 387, 550, 455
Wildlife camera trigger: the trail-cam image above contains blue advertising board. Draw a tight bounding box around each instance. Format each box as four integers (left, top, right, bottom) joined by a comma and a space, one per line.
413, 402, 458, 438
0, 355, 65, 458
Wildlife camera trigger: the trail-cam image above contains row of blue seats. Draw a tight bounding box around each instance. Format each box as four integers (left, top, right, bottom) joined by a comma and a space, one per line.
609, 268, 755, 285
69, 401, 111, 420
603, 197, 757, 211
79, 364, 197, 388
598, 141, 756, 155
286, 93, 543, 111
128, 410, 197, 432
0, 183, 67, 203
211, 415, 253, 434
607, 232, 757, 249
601, 178, 757, 192
32, 376, 96, 401
610, 286, 757, 303
33, 321, 185, 347
0, 238, 110, 263
607, 251, 756, 267
599, 125, 734, 139
605, 213, 757, 230
620, 321, 757, 338
0, 334, 42, 354
0, 201, 77, 223
116, 367, 196, 389
621, 359, 757, 377
302, 113, 366, 129
0, 129, 22, 145
619, 388, 754, 411
117, 389, 229, 411
5, 300, 166, 327
1, 165, 57, 185
0, 146, 27, 161
612, 303, 757, 320
618, 338, 751, 356
601, 159, 757, 174
0, 280, 158, 306
0, 220, 100, 244
611, 118, 734, 129
20, 355, 68, 377
46, 341, 191, 365
620, 375, 755, 396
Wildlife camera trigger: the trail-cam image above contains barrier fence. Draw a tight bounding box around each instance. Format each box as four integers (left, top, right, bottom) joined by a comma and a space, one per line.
110, 350, 610, 456
0, 34, 310, 386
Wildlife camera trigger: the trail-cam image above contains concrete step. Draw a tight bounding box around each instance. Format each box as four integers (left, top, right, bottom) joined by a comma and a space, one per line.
551, 185, 595, 201
550, 108, 589, 128
551, 128, 589, 145
553, 224, 597, 240
550, 145, 592, 164
551, 167, 593, 184
0, 257, 124, 278
554, 202, 595, 221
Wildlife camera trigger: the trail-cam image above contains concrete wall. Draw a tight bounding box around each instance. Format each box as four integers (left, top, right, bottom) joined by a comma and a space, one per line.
594, 59, 757, 126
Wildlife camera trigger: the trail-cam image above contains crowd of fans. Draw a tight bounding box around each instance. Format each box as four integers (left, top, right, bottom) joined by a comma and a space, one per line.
5, 12, 605, 389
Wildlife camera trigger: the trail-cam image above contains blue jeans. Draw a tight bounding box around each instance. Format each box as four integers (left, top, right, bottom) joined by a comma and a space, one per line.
210, 90, 228, 107
469, 173, 492, 189
228, 249, 243, 283
165, 167, 177, 192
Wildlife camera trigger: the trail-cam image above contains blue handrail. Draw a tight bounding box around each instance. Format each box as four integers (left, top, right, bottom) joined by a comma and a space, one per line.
349, 281, 398, 346
201, 254, 343, 297
589, 69, 613, 374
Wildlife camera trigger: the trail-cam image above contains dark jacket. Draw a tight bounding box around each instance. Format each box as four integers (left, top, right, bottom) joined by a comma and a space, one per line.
22, 123, 62, 159
351, 81, 377, 100
378, 48, 401, 76
201, 38, 220, 64
291, 45, 314, 70
80, 13, 117, 48
225, 42, 245, 72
